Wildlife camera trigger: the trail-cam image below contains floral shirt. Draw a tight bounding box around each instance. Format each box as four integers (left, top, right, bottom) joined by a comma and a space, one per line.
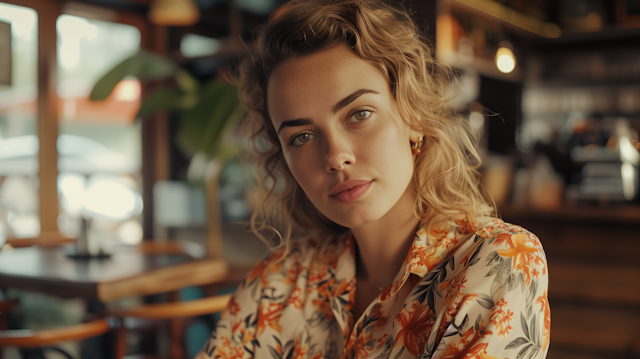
197, 218, 550, 359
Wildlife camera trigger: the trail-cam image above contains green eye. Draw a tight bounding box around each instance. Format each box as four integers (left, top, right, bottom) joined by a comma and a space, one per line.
350, 110, 371, 123
291, 133, 315, 146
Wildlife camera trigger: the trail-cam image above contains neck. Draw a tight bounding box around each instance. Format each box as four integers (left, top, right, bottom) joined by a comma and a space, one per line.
351, 185, 420, 289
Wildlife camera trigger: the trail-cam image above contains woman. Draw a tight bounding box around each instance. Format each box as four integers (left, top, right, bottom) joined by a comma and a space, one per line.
198, 0, 550, 358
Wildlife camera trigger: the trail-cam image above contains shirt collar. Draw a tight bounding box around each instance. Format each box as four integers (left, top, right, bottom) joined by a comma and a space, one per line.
384, 218, 488, 299
332, 218, 488, 297
405, 218, 492, 278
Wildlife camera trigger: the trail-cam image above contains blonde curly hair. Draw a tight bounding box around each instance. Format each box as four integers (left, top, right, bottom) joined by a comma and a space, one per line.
239, 0, 494, 247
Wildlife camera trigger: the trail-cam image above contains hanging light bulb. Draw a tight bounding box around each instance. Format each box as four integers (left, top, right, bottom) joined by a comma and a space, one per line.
495, 47, 516, 74
149, 0, 200, 26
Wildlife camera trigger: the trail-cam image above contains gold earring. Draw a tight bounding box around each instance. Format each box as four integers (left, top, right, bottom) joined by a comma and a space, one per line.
411, 141, 422, 155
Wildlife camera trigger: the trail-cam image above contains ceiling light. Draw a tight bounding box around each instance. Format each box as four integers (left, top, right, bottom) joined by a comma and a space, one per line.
149, 0, 200, 26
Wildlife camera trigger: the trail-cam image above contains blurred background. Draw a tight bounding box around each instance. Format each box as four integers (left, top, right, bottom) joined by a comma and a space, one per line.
0, 0, 638, 358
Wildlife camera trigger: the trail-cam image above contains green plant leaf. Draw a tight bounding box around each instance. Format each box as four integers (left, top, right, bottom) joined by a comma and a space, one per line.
202, 92, 241, 157
127, 51, 178, 80
176, 80, 229, 155
202, 95, 244, 159
176, 79, 244, 159
175, 69, 199, 95
137, 87, 186, 118
90, 51, 178, 101
91, 51, 245, 161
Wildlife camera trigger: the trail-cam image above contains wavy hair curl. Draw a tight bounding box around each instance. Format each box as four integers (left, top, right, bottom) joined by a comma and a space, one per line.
239, 0, 494, 248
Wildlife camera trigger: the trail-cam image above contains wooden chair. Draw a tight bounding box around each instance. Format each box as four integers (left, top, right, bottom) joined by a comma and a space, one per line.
0, 318, 111, 359
108, 239, 244, 359
0, 299, 18, 331
110, 294, 232, 359
0, 298, 19, 359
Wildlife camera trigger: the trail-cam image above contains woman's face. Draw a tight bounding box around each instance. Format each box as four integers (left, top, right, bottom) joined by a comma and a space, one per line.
267, 44, 421, 228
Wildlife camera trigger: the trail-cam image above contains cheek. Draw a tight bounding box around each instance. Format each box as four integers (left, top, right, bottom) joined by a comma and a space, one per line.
362, 123, 412, 166
283, 151, 319, 191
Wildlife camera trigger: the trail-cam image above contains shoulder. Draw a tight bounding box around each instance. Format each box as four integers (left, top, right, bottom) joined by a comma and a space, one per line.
462, 218, 548, 296
431, 219, 551, 357
474, 219, 547, 275
474, 218, 543, 249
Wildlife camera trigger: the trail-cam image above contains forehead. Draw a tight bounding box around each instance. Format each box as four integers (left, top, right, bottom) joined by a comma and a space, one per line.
267, 45, 389, 122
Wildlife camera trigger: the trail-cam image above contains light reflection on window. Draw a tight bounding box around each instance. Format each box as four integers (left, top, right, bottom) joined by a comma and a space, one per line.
57, 15, 99, 70
0, 3, 38, 240
180, 33, 221, 58
55, 14, 143, 245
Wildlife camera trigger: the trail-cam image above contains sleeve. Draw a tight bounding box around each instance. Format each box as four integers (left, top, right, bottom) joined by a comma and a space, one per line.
432, 227, 550, 359
195, 253, 273, 359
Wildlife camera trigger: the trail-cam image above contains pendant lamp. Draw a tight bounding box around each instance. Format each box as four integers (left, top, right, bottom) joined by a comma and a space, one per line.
149, 0, 200, 26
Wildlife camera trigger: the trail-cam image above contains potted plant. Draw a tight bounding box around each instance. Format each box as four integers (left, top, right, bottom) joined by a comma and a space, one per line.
90, 50, 246, 258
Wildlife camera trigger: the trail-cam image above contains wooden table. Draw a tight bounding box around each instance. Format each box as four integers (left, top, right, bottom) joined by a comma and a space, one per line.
0, 245, 229, 302
0, 244, 232, 359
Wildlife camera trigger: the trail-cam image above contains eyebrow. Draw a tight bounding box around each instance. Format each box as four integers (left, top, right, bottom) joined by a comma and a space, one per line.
276, 88, 379, 134
331, 89, 379, 114
277, 118, 313, 134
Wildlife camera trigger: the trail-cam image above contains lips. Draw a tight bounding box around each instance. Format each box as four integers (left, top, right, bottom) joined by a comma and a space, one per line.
329, 180, 373, 203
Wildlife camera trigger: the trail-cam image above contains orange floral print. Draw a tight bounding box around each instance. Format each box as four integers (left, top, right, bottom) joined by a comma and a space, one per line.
394, 302, 434, 355
247, 251, 283, 286
443, 343, 500, 359
226, 296, 240, 316
490, 299, 514, 338
241, 328, 254, 346
536, 290, 551, 351
247, 259, 269, 287
216, 335, 245, 359
285, 262, 306, 285
256, 302, 282, 335
287, 287, 304, 309
455, 217, 479, 235
492, 233, 511, 247
197, 219, 549, 359
440, 318, 494, 359
497, 232, 540, 284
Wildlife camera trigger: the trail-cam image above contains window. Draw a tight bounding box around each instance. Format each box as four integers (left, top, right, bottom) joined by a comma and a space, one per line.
56, 14, 143, 245
0, 3, 39, 238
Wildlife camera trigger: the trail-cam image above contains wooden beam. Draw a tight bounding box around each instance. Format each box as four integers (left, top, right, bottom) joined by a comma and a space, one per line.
153, 25, 170, 183
0, 0, 62, 9
139, 23, 170, 240
37, 1, 63, 234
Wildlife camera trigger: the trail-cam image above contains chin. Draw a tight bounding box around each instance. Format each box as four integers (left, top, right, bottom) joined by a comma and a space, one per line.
324, 207, 386, 229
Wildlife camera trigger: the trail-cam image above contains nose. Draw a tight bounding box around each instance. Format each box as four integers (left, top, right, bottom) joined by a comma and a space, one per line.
324, 134, 355, 173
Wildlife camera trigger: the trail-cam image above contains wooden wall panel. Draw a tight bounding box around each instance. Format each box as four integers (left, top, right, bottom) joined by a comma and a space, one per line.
502, 209, 640, 358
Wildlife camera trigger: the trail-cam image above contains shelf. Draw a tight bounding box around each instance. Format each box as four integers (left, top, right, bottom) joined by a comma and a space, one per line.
498, 204, 640, 225
442, 0, 558, 39
536, 26, 640, 46
438, 51, 522, 82
441, 0, 640, 46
